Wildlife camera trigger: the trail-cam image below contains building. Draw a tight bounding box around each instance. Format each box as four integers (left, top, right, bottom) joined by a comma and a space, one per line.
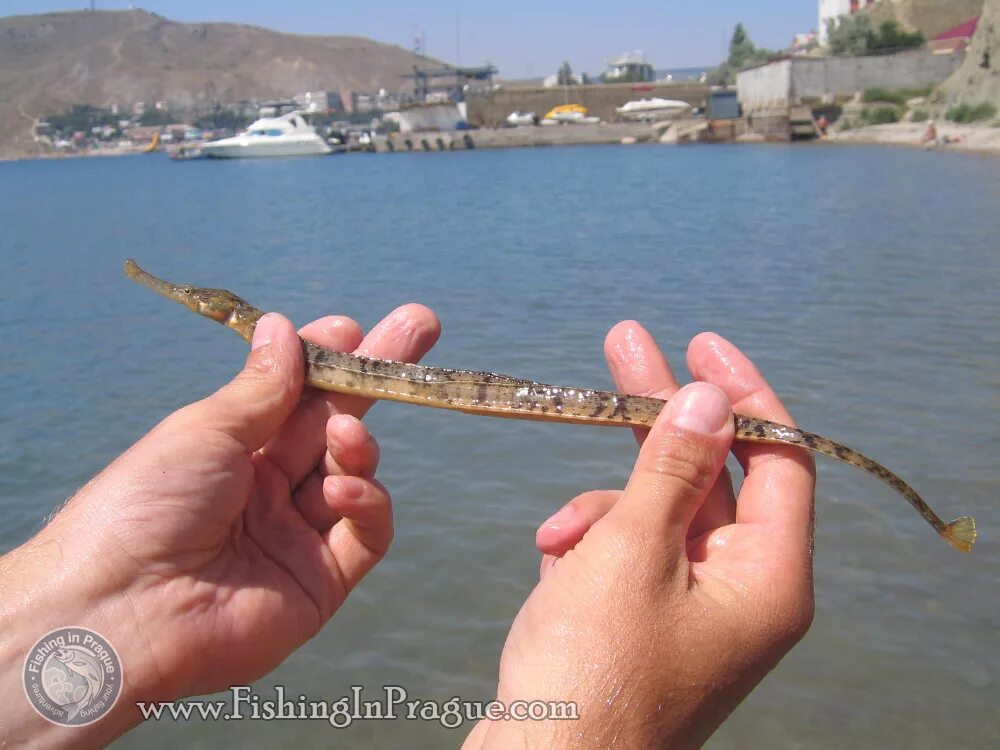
819, 0, 880, 45
605, 52, 655, 83
791, 31, 819, 51
293, 91, 345, 114
929, 17, 979, 55
543, 73, 582, 87
737, 50, 963, 112
708, 90, 740, 119
126, 125, 160, 145
402, 65, 499, 103
259, 100, 297, 117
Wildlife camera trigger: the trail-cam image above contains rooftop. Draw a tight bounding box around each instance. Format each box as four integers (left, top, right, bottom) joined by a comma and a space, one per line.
607, 51, 652, 67
932, 16, 979, 41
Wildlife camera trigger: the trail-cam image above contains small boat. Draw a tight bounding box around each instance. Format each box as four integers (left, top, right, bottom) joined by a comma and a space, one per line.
169, 144, 205, 161
197, 111, 332, 158
541, 104, 600, 125
506, 111, 537, 126
616, 98, 691, 121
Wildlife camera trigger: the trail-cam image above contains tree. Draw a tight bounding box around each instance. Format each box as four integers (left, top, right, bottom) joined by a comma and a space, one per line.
728, 23, 758, 69
827, 15, 924, 56
557, 61, 574, 86
193, 109, 252, 131
138, 108, 177, 126
709, 24, 775, 85
870, 20, 924, 53
47, 104, 118, 133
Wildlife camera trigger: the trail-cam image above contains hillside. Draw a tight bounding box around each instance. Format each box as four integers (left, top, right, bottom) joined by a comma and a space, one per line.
0, 9, 438, 158
859, 0, 983, 39
940, 0, 999, 104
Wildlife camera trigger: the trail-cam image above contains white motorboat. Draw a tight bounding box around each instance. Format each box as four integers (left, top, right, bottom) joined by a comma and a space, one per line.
506, 111, 537, 126
616, 98, 691, 120
199, 111, 332, 158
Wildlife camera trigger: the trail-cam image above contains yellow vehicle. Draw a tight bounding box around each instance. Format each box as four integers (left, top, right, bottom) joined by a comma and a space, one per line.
542, 104, 590, 123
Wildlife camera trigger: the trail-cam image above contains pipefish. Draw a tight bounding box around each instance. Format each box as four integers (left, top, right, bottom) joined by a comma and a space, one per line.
124, 259, 976, 553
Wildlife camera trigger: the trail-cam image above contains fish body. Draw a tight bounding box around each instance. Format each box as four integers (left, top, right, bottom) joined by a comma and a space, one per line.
123, 259, 976, 552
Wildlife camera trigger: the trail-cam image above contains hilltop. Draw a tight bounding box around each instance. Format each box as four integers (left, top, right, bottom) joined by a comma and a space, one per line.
858, 0, 983, 39
0, 9, 437, 158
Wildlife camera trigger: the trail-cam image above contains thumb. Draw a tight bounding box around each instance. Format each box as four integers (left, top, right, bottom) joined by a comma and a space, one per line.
613, 382, 734, 544
189, 313, 305, 451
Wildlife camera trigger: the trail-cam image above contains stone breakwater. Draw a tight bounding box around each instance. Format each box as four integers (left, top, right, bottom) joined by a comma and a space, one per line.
384, 122, 678, 152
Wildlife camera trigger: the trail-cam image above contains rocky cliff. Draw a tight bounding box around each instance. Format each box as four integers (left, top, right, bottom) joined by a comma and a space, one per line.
939, 0, 1000, 105
860, 0, 982, 38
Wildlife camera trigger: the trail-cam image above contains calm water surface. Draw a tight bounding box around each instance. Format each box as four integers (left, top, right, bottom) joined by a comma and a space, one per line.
1, 145, 997, 748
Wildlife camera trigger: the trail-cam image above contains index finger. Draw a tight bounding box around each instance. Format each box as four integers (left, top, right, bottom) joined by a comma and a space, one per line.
686, 333, 815, 539
261, 304, 440, 487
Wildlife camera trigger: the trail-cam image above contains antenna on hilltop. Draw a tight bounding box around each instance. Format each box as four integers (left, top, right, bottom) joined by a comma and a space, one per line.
90, 1, 96, 10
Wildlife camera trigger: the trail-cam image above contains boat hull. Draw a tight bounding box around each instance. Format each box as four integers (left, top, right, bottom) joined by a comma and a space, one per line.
200, 136, 332, 158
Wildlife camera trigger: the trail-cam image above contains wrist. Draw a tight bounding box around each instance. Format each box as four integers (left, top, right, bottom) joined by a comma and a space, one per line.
0, 521, 171, 747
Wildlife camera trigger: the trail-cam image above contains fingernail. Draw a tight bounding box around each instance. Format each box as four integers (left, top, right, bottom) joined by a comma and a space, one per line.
541, 504, 577, 530
252, 313, 278, 351
668, 382, 730, 435
327, 475, 365, 500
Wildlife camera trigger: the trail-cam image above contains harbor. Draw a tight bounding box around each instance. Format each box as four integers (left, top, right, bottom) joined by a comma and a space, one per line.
10, 1, 996, 163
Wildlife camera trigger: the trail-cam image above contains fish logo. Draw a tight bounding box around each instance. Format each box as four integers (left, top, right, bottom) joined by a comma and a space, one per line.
23, 627, 122, 726
51, 647, 104, 721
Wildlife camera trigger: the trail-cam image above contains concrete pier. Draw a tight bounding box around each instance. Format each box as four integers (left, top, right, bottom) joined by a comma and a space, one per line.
466, 81, 710, 127
381, 122, 661, 153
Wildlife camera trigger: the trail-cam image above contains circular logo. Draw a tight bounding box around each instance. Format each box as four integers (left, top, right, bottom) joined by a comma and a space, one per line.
23, 627, 123, 726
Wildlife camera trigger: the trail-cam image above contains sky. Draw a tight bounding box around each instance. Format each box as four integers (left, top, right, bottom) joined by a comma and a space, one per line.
4, 1, 818, 78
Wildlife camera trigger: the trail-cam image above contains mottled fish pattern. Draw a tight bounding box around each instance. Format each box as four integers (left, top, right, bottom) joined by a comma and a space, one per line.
124, 259, 976, 552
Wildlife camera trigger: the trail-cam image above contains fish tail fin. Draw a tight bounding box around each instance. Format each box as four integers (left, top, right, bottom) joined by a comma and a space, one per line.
943, 516, 977, 553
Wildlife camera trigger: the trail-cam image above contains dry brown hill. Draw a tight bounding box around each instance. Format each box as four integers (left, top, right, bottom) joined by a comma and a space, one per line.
859, 0, 983, 39
0, 9, 438, 158
940, 0, 1000, 105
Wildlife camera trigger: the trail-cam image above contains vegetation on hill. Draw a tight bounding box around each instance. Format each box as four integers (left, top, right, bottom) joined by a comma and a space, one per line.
946, 102, 998, 122
709, 24, 775, 85
862, 86, 931, 106
827, 16, 924, 56
859, 0, 983, 41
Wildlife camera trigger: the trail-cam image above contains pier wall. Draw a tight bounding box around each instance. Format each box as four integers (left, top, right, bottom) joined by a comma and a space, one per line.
466, 81, 710, 127
383, 122, 659, 152
738, 51, 965, 111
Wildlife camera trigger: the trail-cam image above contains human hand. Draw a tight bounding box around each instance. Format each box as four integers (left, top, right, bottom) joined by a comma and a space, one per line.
465, 324, 815, 749
0, 305, 439, 747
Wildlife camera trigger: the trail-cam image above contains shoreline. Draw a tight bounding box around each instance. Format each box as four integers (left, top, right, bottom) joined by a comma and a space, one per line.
0, 145, 149, 163
823, 121, 1000, 156
5, 121, 1000, 162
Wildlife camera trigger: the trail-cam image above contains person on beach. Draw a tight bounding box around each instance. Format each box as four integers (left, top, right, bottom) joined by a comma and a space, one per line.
0, 306, 815, 749
923, 119, 938, 146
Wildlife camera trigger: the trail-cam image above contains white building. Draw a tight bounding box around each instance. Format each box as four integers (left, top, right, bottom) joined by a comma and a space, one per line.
819, 0, 879, 45
293, 91, 344, 114
542, 72, 582, 87
605, 51, 655, 82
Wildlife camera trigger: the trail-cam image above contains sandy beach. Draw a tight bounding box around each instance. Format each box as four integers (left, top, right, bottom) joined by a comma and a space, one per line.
825, 121, 1000, 155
